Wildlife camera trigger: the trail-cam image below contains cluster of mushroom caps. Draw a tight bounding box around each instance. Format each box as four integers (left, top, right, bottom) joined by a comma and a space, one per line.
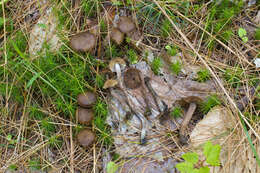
76, 91, 97, 148
69, 16, 141, 52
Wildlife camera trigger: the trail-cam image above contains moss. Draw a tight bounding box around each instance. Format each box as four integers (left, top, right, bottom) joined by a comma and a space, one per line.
151, 57, 162, 75
255, 27, 260, 40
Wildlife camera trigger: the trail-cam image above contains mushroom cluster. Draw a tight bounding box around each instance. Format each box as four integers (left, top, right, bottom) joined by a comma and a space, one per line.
69, 16, 142, 54
110, 16, 143, 46
76, 91, 97, 148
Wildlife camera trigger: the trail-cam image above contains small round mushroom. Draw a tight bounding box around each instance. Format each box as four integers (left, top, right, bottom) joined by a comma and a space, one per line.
77, 129, 95, 147
118, 16, 136, 33
109, 58, 126, 73
77, 91, 97, 108
76, 107, 94, 125
70, 32, 96, 52
123, 68, 142, 89
126, 29, 143, 44
111, 28, 124, 45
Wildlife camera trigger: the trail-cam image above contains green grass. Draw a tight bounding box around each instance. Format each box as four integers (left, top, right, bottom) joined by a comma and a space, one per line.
1, 0, 259, 171
196, 69, 211, 82
165, 44, 178, 56
127, 49, 138, 64
170, 61, 182, 75
224, 66, 243, 88
29, 158, 41, 171
205, 0, 243, 48
8, 164, 18, 171
171, 106, 183, 118
200, 95, 221, 114
161, 19, 172, 37
255, 27, 260, 40
40, 118, 56, 136
94, 99, 113, 145
151, 57, 162, 75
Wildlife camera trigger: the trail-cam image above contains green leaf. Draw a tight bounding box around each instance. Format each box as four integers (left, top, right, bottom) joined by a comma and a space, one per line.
182, 152, 199, 164
176, 161, 194, 173
242, 37, 248, 43
191, 169, 199, 173
198, 166, 210, 173
107, 161, 119, 173
203, 141, 221, 166
238, 28, 247, 38
165, 45, 171, 50
6, 134, 12, 141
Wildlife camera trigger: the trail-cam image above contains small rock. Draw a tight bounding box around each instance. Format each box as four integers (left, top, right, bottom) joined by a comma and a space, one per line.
77, 91, 97, 108
254, 58, 260, 68
76, 107, 94, 125
77, 129, 95, 147
29, 7, 61, 56
70, 32, 96, 52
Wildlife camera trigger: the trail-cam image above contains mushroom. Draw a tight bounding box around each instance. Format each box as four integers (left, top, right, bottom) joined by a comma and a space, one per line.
109, 60, 147, 144
77, 129, 95, 147
86, 19, 99, 36
76, 107, 94, 125
70, 32, 96, 52
103, 79, 118, 89
117, 16, 136, 33
126, 29, 143, 47
178, 96, 203, 145
110, 28, 124, 45
77, 91, 97, 108
179, 103, 197, 145
123, 68, 142, 89
109, 58, 126, 84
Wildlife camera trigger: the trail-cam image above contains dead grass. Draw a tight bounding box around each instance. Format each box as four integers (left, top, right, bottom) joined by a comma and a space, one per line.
0, 0, 259, 172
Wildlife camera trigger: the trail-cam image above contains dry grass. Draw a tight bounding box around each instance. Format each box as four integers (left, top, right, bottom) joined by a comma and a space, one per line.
0, 0, 259, 172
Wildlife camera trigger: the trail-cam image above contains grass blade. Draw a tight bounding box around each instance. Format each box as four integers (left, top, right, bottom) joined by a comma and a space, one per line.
239, 113, 260, 166
26, 72, 42, 89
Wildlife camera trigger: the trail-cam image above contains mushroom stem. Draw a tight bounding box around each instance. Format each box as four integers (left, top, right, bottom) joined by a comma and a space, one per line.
115, 63, 121, 81
179, 102, 197, 143
144, 77, 163, 113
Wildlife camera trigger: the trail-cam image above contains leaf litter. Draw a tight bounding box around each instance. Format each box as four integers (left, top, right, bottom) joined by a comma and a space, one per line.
105, 50, 218, 172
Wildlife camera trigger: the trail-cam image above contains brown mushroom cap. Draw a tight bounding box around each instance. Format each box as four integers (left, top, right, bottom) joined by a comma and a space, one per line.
109, 58, 126, 72
118, 16, 136, 33
111, 28, 124, 45
76, 107, 94, 125
70, 32, 96, 52
77, 91, 97, 108
77, 129, 95, 147
126, 29, 143, 43
103, 79, 118, 89
123, 68, 142, 89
